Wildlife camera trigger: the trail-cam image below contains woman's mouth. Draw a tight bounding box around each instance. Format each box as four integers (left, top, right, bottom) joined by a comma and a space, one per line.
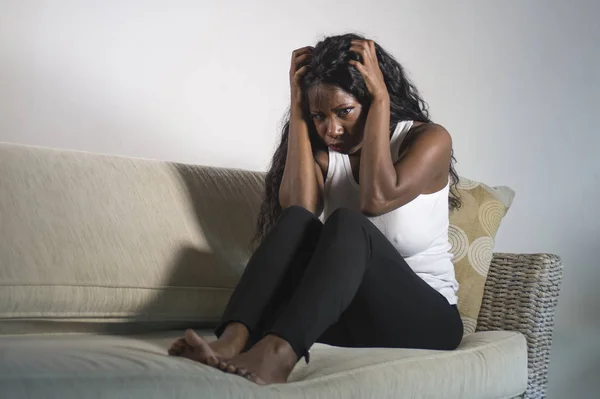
328, 144, 344, 152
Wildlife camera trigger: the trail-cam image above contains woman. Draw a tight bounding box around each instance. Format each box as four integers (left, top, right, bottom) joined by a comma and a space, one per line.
168, 33, 463, 385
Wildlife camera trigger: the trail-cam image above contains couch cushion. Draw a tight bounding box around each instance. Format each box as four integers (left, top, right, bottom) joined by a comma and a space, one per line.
449, 177, 515, 333
0, 142, 516, 337
0, 143, 264, 333
0, 330, 527, 399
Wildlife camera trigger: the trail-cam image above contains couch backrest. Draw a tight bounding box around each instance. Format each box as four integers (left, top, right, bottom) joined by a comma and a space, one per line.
1, 142, 515, 335
0, 143, 265, 334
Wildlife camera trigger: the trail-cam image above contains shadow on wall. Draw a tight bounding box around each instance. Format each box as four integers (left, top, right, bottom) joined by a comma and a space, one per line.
101, 163, 266, 335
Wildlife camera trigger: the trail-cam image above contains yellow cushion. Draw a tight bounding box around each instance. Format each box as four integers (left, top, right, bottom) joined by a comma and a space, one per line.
449, 177, 515, 334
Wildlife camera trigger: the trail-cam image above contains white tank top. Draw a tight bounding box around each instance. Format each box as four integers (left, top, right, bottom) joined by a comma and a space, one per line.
322, 120, 459, 305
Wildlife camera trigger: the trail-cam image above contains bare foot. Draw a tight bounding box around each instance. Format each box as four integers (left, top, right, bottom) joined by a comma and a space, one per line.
168, 324, 248, 367
216, 335, 298, 385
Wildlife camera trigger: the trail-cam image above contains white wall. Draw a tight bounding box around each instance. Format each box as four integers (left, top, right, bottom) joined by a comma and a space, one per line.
1, 1, 598, 397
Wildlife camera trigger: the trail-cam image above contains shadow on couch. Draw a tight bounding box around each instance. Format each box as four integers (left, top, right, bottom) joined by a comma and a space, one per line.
101, 163, 265, 336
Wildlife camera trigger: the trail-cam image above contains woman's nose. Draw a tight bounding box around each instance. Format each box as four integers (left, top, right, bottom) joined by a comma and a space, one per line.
326, 120, 343, 137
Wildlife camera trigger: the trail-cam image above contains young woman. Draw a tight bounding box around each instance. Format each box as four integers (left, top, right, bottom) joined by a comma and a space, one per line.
169, 33, 463, 385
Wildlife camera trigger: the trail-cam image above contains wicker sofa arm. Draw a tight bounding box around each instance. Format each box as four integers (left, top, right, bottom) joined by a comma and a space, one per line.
476, 253, 563, 399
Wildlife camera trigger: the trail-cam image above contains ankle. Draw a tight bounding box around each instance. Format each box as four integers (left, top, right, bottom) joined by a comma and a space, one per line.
262, 335, 298, 365
219, 322, 249, 351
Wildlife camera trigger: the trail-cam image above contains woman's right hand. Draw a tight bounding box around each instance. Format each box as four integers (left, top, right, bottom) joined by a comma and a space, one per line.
289, 46, 313, 108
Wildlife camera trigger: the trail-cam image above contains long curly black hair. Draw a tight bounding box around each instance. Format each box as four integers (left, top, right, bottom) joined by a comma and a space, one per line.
252, 33, 460, 247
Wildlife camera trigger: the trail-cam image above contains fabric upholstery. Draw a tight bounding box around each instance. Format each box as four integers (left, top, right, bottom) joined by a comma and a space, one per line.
0, 329, 527, 399
0, 143, 514, 336
0, 142, 535, 398
0, 142, 263, 333
449, 177, 515, 333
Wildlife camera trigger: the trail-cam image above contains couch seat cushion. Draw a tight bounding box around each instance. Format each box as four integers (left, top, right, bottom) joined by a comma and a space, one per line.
0, 330, 527, 399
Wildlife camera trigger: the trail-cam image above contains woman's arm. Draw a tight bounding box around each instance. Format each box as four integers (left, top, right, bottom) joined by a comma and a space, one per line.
279, 104, 324, 215
357, 95, 391, 215
279, 47, 324, 215
359, 120, 452, 216
349, 40, 451, 216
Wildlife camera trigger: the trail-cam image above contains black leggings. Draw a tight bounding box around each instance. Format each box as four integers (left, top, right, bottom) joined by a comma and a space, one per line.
215, 206, 463, 361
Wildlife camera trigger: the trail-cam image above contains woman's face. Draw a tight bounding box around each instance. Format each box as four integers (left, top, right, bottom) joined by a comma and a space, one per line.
307, 84, 366, 155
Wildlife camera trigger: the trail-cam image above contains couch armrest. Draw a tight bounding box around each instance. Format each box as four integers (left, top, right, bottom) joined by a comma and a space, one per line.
476, 253, 563, 399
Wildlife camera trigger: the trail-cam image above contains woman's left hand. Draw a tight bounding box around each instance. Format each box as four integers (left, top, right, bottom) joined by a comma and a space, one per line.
349, 40, 389, 101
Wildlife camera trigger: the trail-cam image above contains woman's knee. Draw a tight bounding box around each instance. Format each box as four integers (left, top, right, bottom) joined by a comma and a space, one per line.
280, 205, 319, 221
325, 207, 367, 227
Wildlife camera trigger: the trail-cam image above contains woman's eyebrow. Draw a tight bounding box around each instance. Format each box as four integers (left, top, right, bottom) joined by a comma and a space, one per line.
331, 103, 354, 111
310, 103, 354, 113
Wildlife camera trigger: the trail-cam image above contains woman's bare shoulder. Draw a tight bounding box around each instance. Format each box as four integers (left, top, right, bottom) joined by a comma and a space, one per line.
402, 122, 451, 151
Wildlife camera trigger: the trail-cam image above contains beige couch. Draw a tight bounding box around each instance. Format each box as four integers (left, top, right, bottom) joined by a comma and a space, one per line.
0, 142, 562, 399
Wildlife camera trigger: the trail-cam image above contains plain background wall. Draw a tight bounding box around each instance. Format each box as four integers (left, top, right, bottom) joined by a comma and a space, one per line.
1, 0, 598, 397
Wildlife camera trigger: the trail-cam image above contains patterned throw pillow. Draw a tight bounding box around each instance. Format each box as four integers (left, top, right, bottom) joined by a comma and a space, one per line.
449, 177, 515, 334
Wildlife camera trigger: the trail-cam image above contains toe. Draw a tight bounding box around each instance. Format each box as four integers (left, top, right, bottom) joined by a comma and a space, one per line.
225, 363, 237, 373
184, 329, 205, 347
218, 361, 228, 370
235, 367, 248, 376
206, 356, 219, 367
170, 342, 184, 352
168, 338, 186, 353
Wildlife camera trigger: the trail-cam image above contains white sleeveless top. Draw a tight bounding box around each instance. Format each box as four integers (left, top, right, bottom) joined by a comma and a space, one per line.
322, 120, 459, 305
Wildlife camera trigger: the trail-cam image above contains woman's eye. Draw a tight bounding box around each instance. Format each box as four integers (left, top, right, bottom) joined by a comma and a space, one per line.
339, 108, 352, 116
312, 114, 323, 120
